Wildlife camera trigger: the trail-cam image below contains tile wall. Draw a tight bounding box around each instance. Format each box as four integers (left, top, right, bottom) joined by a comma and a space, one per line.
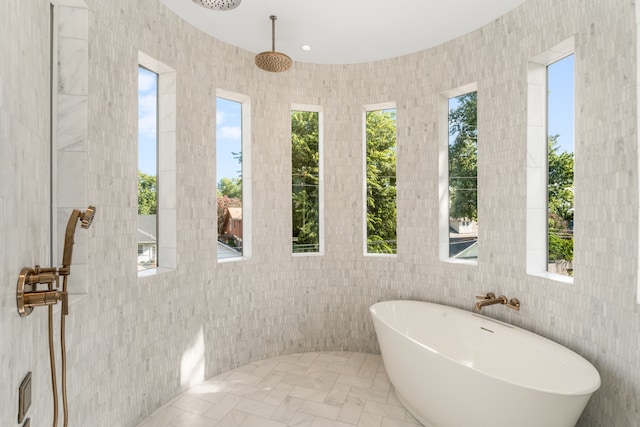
1, 0, 639, 426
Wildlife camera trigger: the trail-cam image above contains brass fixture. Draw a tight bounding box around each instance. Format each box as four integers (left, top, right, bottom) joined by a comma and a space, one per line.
255, 15, 292, 73
191, 0, 241, 11
506, 298, 521, 311
16, 266, 66, 316
16, 206, 95, 427
475, 292, 508, 311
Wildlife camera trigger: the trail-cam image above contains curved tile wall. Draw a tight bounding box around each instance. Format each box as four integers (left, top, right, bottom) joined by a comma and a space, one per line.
1, 0, 639, 426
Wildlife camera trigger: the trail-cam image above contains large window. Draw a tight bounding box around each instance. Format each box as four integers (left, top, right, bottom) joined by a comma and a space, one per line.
364, 104, 397, 255
527, 38, 574, 281
292, 107, 323, 254
216, 91, 251, 260
137, 66, 158, 271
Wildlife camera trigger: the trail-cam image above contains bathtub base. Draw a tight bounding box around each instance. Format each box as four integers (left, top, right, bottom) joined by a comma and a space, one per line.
394, 388, 434, 427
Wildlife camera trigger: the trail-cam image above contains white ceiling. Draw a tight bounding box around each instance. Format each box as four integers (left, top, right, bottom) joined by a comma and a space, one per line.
159, 0, 527, 65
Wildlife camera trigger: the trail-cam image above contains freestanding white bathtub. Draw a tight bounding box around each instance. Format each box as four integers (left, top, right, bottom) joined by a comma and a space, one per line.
370, 300, 601, 427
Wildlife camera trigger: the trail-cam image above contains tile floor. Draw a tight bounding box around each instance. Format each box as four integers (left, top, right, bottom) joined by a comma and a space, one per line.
135, 351, 422, 427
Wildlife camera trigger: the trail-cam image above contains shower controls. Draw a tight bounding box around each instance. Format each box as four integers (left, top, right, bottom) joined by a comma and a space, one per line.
16, 266, 67, 316
15, 205, 95, 427
15, 206, 95, 317
18, 372, 31, 424
16, 266, 66, 316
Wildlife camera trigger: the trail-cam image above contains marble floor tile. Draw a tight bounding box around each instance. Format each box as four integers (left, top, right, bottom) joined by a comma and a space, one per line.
135, 352, 422, 427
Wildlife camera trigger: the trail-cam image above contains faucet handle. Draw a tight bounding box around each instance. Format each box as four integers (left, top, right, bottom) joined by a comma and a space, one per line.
506, 298, 520, 311
476, 292, 495, 300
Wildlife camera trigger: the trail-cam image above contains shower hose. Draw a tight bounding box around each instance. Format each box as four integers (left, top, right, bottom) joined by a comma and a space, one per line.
47, 274, 69, 427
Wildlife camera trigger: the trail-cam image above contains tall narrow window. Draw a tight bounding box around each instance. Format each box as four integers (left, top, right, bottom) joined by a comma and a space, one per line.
137, 66, 158, 271
292, 107, 322, 254
364, 104, 397, 255
527, 38, 574, 281
448, 91, 478, 260
547, 55, 574, 276
216, 91, 251, 261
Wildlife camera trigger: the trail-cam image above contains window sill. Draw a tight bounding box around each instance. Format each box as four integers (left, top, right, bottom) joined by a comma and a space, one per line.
364, 253, 398, 258
441, 258, 478, 266
217, 256, 249, 264
527, 271, 573, 285
138, 267, 176, 279
292, 252, 324, 258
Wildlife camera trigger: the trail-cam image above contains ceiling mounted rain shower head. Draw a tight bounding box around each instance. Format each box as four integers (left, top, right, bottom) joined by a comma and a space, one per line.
255, 15, 292, 73
192, 0, 241, 11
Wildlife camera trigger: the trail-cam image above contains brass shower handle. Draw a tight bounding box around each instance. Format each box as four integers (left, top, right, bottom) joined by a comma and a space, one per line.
16, 266, 67, 316
25, 271, 58, 285
21, 289, 67, 312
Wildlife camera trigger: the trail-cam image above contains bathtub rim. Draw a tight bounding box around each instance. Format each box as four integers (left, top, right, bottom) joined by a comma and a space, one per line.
370, 299, 602, 396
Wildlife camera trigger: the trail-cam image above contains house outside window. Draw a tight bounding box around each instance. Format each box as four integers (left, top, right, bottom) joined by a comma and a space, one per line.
137, 66, 158, 271
216, 90, 251, 261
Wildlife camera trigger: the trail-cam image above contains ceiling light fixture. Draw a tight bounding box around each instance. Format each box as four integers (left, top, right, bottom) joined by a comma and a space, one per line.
255, 15, 292, 73
191, 0, 241, 11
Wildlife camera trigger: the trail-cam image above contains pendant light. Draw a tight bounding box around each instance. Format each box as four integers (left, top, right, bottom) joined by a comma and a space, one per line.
192, 0, 241, 11
255, 15, 292, 73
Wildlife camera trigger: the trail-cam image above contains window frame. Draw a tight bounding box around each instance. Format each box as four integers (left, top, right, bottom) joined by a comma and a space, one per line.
438, 83, 478, 265
362, 101, 398, 257
526, 38, 575, 284
216, 89, 252, 262
138, 52, 177, 277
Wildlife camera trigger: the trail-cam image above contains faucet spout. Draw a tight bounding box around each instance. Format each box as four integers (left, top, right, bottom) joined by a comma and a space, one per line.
475, 293, 508, 311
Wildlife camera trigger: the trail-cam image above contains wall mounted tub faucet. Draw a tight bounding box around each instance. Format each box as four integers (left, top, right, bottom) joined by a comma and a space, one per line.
506, 298, 520, 311
475, 292, 508, 311
475, 292, 521, 312
16, 205, 95, 427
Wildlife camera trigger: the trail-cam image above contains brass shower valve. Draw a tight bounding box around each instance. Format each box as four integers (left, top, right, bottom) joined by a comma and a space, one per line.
16, 266, 68, 316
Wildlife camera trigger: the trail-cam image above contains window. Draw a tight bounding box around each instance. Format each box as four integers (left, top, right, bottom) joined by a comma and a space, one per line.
137, 52, 176, 275
292, 106, 323, 254
527, 38, 574, 281
137, 66, 158, 271
216, 90, 251, 261
364, 103, 397, 255
546, 55, 574, 276
439, 83, 478, 263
